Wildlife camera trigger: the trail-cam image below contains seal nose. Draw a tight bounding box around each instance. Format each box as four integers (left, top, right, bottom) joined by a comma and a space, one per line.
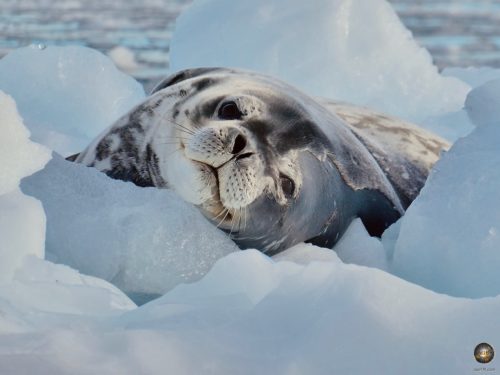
231, 134, 247, 154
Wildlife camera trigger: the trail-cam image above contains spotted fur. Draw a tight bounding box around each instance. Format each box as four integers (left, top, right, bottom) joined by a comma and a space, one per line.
72, 68, 449, 255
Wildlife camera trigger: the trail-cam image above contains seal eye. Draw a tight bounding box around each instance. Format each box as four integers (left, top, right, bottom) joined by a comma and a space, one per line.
218, 101, 243, 120
280, 174, 295, 199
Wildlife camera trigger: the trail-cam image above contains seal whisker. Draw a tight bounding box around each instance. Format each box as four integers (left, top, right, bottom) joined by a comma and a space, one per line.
171, 120, 196, 135
174, 126, 196, 136
244, 206, 248, 233
216, 208, 231, 229
212, 206, 229, 221
229, 211, 238, 237
156, 135, 191, 141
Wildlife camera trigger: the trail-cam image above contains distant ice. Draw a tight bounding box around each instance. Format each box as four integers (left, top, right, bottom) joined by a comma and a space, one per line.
332, 219, 389, 271
171, 0, 470, 123
0, 45, 145, 156
108, 46, 140, 74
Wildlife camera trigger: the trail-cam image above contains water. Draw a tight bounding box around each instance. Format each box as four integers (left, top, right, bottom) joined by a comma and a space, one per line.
2, 0, 500, 88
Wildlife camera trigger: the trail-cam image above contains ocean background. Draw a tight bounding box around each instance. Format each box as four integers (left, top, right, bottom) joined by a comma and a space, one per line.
2, 0, 500, 87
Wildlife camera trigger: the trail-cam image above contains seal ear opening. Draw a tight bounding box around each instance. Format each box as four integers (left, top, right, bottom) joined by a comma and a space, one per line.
150, 68, 224, 94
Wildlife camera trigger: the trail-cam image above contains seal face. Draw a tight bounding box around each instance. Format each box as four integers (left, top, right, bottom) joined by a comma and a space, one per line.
73, 68, 449, 255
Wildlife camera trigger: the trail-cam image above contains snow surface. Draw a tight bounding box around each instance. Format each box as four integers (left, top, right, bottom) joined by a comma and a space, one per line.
0, 45, 145, 157
0, 0, 500, 372
170, 0, 470, 123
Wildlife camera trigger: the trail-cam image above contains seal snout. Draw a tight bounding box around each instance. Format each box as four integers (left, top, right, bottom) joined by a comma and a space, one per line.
182, 124, 264, 211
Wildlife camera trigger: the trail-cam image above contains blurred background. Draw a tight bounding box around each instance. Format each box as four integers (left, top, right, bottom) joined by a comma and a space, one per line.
2, 0, 500, 89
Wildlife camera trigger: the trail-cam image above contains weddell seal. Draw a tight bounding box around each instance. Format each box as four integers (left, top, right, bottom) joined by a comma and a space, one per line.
71, 68, 449, 255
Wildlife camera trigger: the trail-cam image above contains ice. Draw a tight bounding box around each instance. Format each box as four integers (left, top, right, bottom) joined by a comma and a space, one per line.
444, 66, 500, 88
420, 67, 500, 142
464, 79, 500, 127
332, 219, 388, 271
391, 118, 500, 298
108, 46, 140, 74
0, 248, 498, 374
0, 91, 134, 332
21, 154, 239, 301
170, 0, 470, 123
0, 92, 51, 195
1, 0, 500, 371
0, 256, 135, 322
0, 190, 45, 283
0, 91, 51, 282
0, 46, 145, 156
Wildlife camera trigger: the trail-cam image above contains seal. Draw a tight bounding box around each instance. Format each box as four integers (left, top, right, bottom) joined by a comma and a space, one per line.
72, 68, 449, 255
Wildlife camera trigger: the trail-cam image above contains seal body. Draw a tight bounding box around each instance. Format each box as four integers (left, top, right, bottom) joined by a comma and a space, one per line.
73, 68, 449, 255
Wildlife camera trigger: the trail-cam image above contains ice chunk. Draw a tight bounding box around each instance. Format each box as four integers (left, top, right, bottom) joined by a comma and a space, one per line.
465, 79, 500, 127
332, 218, 389, 271
108, 46, 140, 74
391, 121, 500, 298
4, 249, 495, 374
0, 190, 46, 283
21, 155, 239, 301
273, 243, 340, 265
0, 91, 51, 282
0, 46, 145, 156
421, 108, 474, 143
0, 91, 133, 323
0, 92, 51, 195
0, 256, 135, 326
170, 0, 469, 122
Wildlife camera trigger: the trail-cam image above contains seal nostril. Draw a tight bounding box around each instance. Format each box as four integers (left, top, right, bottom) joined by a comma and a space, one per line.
232, 134, 247, 154
236, 152, 253, 160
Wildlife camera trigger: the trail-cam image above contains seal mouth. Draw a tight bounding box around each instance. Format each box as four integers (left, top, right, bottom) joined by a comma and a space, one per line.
196, 161, 235, 228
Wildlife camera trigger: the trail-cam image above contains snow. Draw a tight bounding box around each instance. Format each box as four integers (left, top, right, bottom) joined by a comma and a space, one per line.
170, 0, 470, 123
0, 0, 500, 372
0, 45, 145, 157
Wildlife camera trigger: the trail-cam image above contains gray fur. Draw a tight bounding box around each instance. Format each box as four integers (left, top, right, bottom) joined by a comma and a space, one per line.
72, 68, 449, 255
